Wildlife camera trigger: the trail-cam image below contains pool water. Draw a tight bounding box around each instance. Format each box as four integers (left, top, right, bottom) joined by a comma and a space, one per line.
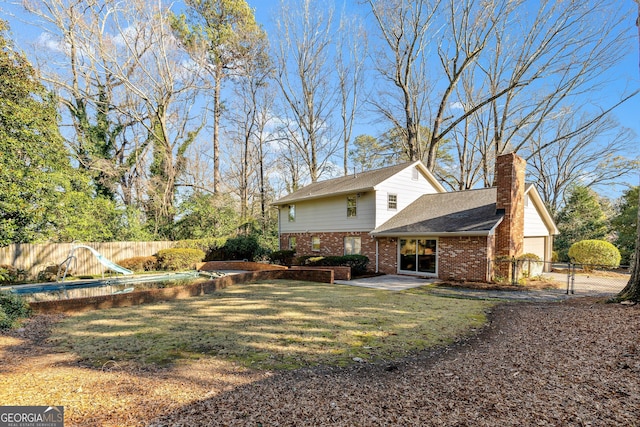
0, 271, 210, 302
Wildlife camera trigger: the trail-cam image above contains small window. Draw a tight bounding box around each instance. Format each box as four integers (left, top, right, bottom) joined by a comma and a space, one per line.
311, 236, 321, 251
288, 204, 296, 222
412, 168, 419, 180
344, 236, 361, 255
288, 236, 297, 250
347, 195, 357, 217
388, 194, 397, 210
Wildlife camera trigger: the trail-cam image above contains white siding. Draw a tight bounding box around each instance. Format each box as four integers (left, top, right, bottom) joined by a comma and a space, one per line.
279, 191, 376, 233
524, 194, 549, 237
374, 165, 441, 227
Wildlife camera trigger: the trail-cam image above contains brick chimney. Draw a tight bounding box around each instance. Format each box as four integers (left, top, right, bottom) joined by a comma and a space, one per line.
494, 152, 526, 259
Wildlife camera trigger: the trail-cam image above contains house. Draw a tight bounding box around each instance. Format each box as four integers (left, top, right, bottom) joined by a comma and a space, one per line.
272, 153, 558, 282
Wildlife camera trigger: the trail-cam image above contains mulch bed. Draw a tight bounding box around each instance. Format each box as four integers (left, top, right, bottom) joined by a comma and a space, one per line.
2, 297, 639, 426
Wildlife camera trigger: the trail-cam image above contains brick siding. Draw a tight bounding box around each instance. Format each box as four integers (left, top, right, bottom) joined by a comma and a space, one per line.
438, 236, 490, 282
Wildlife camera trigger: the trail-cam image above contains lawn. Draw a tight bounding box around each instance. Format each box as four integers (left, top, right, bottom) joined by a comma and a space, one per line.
49, 279, 494, 370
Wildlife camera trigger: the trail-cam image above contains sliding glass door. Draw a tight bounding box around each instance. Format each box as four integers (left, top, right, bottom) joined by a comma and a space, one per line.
399, 238, 437, 274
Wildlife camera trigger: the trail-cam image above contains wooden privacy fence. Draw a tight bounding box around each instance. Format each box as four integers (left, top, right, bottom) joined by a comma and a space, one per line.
0, 241, 176, 278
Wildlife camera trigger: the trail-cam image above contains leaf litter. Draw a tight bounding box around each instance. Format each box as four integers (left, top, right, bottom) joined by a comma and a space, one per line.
0, 297, 638, 426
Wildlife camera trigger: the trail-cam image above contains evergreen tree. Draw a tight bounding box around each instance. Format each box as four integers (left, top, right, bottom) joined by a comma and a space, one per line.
0, 20, 71, 244
612, 186, 639, 266
554, 185, 610, 261
0, 20, 121, 245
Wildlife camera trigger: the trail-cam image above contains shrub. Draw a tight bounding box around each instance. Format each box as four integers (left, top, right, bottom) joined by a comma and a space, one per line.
0, 264, 27, 283
269, 250, 296, 266
156, 248, 205, 271
0, 292, 31, 329
174, 238, 227, 261
117, 256, 158, 273
517, 253, 541, 261
568, 240, 621, 271
303, 255, 370, 276
209, 235, 270, 261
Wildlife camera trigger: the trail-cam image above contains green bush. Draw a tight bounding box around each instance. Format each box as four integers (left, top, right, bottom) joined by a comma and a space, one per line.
568, 240, 621, 270
208, 235, 270, 261
0, 264, 27, 283
269, 250, 296, 266
302, 255, 370, 276
174, 238, 227, 261
0, 292, 31, 329
156, 248, 205, 271
117, 256, 158, 273
517, 253, 541, 261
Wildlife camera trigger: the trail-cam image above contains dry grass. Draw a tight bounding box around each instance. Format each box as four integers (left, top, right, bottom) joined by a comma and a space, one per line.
45, 280, 493, 370
3, 281, 637, 426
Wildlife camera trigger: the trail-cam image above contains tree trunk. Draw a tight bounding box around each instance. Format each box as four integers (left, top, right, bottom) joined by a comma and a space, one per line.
616, 1, 640, 302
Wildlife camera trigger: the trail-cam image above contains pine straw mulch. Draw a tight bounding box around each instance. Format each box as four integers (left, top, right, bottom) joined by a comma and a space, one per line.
2, 297, 640, 426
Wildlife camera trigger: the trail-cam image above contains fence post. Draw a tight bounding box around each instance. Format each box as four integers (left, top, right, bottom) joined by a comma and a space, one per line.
565, 263, 576, 295
511, 257, 518, 286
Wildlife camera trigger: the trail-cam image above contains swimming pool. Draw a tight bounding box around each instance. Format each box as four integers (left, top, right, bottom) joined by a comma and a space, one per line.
0, 271, 211, 302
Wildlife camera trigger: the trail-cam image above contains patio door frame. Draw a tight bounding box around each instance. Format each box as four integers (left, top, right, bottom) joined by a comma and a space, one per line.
397, 237, 438, 276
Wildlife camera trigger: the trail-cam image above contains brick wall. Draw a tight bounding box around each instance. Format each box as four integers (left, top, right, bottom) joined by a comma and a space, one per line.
377, 237, 398, 274
30, 269, 335, 314
438, 236, 490, 282
280, 231, 377, 271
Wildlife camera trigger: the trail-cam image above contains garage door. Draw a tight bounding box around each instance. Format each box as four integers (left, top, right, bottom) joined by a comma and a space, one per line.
523, 237, 545, 260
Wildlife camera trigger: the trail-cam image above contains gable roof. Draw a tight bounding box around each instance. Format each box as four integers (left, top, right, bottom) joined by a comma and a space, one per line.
372, 187, 504, 236
525, 183, 559, 235
272, 161, 445, 206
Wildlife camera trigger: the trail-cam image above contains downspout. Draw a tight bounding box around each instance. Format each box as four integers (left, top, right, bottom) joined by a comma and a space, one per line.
277, 207, 282, 250
375, 238, 379, 273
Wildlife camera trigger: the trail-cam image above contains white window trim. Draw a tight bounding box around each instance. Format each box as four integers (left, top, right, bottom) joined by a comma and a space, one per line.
388, 193, 398, 210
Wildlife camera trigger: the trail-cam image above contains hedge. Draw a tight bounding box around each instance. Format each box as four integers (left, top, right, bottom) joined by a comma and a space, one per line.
156, 248, 205, 271
117, 256, 158, 273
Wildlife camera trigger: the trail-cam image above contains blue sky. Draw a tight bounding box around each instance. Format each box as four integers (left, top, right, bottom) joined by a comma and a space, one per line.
1, 0, 639, 191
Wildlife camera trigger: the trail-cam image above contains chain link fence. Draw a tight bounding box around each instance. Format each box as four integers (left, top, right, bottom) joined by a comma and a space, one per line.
492, 258, 629, 295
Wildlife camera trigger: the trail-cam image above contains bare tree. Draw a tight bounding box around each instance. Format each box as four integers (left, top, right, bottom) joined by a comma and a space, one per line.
272, 0, 341, 182
365, 0, 441, 164
170, 0, 266, 193
225, 35, 273, 231
23, 0, 147, 205
367, 0, 634, 178
527, 111, 638, 216
335, 8, 366, 175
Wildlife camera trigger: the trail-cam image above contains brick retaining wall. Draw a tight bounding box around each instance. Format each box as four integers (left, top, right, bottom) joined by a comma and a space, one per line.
197, 261, 288, 271
30, 269, 334, 314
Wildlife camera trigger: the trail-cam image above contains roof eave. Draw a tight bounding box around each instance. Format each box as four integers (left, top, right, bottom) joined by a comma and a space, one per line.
272, 187, 375, 206
371, 217, 504, 238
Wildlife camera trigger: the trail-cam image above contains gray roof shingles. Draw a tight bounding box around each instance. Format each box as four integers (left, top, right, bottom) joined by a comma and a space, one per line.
372, 187, 504, 235
273, 162, 417, 205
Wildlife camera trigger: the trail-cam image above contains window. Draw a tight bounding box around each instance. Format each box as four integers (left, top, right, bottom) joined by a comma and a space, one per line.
288, 236, 297, 250
344, 236, 362, 255
288, 204, 295, 222
399, 238, 437, 274
311, 236, 321, 252
388, 194, 397, 210
347, 195, 357, 217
